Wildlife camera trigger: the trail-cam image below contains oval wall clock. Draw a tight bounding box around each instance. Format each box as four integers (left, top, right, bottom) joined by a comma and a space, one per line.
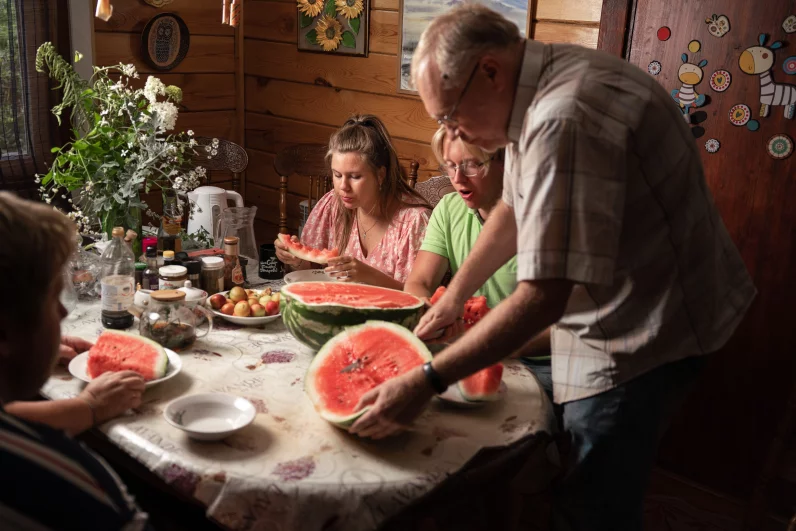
141, 13, 190, 72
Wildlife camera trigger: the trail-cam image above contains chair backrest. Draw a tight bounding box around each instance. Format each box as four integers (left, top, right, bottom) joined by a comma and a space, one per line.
413, 174, 455, 208
273, 144, 332, 235
192, 136, 248, 191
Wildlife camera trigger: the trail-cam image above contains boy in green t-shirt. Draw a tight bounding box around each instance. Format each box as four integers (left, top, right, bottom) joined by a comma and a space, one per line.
405, 128, 551, 394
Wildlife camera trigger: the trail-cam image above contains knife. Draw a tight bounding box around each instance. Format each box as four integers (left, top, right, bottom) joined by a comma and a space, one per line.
340, 358, 363, 373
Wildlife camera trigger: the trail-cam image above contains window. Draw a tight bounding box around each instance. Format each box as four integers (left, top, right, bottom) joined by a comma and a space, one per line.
0, 0, 29, 158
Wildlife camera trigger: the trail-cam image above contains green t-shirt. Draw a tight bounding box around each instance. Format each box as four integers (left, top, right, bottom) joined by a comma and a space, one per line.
420, 193, 517, 308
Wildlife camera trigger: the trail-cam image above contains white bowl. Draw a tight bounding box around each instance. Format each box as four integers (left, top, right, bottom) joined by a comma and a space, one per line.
206, 290, 281, 326
68, 348, 182, 388
164, 393, 256, 441
284, 269, 335, 283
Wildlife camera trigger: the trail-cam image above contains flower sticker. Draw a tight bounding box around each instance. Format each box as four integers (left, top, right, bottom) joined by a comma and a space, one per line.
705, 138, 720, 153
313, 15, 343, 51
767, 134, 793, 159
335, 0, 363, 19
297, 0, 323, 17
648, 61, 662, 76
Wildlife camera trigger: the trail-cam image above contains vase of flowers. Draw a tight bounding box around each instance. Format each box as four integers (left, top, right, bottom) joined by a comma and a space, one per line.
34, 43, 206, 253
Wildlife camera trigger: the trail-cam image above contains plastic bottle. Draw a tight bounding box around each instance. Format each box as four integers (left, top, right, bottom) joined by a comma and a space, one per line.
99, 226, 136, 329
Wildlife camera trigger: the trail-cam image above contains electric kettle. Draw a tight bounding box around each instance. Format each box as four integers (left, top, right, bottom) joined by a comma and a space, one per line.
186, 186, 244, 241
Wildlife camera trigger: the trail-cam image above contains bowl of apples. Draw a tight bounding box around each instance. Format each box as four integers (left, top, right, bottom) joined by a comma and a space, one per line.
206, 286, 281, 326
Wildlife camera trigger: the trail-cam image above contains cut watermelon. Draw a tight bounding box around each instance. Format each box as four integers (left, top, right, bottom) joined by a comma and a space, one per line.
429, 286, 490, 329
87, 330, 169, 381
458, 363, 504, 402
281, 282, 425, 350
277, 233, 339, 264
305, 321, 433, 426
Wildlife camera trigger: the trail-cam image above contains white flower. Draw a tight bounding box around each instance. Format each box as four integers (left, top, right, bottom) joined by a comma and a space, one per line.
121, 149, 128, 157
45, 198, 51, 204
149, 101, 178, 131
119, 63, 137, 78
34, 176, 41, 183
187, 130, 194, 137
144, 76, 166, 103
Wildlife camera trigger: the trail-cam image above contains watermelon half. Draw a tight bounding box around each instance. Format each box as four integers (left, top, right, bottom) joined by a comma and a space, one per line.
305, 321, 433, 427
277, 234, 339, 264
281, 282, 425, 351
87, 330, 169, 381
458, 364, 504, 402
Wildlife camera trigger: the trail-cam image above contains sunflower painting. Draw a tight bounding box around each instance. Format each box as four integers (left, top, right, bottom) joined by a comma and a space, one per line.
297, 0, 368, 56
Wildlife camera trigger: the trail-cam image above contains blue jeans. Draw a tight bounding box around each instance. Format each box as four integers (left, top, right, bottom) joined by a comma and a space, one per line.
527, 355, 707, 531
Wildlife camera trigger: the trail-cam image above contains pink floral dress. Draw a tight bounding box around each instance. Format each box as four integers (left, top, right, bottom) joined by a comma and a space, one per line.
300, 191, 431, 284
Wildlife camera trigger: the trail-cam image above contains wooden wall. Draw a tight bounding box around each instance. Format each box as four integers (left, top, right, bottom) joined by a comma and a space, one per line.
243, 0, 602, 242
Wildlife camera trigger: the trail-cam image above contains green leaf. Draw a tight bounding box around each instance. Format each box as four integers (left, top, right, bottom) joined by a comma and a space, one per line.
350, 17, 360, 35
74, 139, 89, 150
324, 0, 336, 17
341, 31, 356, 48
300, 12, 314, 28
306, 29, 318, 45
51, 146, 61, 153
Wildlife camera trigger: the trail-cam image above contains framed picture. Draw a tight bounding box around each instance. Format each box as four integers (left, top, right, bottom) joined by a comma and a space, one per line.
297, 0, 369, 57
397, 0, 529, 94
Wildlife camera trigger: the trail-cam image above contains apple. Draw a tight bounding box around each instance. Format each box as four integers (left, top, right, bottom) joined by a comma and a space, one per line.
248, 297, 259, 307
209, 293, 227, 310
259, 295, 271, 306
245, 289, 254, 296
233, 301, 251, 317
229, 286, 247, 303
271, 292, 280, 302
250, 303, 266, 317
220, 302, 235, 315
265, 300, 279, 316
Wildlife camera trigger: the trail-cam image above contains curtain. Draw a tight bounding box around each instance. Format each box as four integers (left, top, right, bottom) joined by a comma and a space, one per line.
0, 0, 67, 199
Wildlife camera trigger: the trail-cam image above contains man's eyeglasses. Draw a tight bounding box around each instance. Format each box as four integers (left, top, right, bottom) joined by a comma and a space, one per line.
439, 160, 489, 179
436, 63, 479, 128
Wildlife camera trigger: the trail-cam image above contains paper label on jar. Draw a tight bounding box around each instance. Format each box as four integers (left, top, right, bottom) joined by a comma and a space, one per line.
216, 277, 224, 292
159, 278, 186, 290
232, 263, 244, 286
101, 275, 134, 311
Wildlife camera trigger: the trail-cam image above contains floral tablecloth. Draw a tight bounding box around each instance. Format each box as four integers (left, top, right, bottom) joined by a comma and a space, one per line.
43, 293, 553, 531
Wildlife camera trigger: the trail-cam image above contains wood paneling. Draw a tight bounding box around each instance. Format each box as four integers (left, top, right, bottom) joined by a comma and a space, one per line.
176, 111, 237, 140
534, 21, 600, 49
95, 33, 235, 73
93, 0, 234, 36
122, 73, 236, 112
536, 0, 603, 23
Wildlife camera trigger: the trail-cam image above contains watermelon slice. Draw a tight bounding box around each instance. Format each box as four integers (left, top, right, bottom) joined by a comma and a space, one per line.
277, 233, 339, 264
87, 330, 169, 381
458, 363, 504, 402
305, 321, 433, 426
281, 282, 425, 351
430, 286, 490, 329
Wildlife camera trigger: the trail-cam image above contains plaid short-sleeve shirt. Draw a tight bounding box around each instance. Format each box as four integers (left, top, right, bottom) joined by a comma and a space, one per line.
506, 40, 756, 403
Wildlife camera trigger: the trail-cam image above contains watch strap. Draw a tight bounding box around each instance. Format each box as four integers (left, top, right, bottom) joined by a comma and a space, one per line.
422, 362, 448, 394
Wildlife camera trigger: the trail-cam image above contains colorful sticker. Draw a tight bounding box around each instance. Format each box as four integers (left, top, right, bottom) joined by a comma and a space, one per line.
688, 40, 701, 53
705, 139, 720, 153
767, 134, 793, 159
740, 34, 796, 120
747, 119, 760, 131
657, 26, 671, 41
729, 104, 751, 126
648, 61, 662, 75
709, 70, 731, 92
783, 56, 796, 75
706, 14, 730, 38
671, 54, 708, 119
783, 15, 796, 34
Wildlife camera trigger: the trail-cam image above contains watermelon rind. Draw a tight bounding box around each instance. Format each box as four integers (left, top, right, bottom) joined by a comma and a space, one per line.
277, 234, 336, 264
457, 364, 504, 403
305, 321, 433, 427
280, 282, 425, 351
89, 330, 169, 380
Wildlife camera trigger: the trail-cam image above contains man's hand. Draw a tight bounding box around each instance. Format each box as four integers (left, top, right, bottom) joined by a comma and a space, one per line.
349, 368, 434, 439
79, 371, 146, 424
58, 336, 93, 365
414, 290, 466, 340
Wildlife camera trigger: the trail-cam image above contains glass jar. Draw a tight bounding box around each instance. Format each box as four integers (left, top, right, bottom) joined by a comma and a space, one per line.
159, 265, 187, 290
201, 256, 225, 295
183, 260, 202, 290
139, 290, 213, 350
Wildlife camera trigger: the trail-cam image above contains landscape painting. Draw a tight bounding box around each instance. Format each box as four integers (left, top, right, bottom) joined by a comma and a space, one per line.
398, 0, 528, 93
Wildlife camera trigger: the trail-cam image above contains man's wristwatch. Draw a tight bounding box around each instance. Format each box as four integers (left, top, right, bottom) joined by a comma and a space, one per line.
422, 362, 448, 394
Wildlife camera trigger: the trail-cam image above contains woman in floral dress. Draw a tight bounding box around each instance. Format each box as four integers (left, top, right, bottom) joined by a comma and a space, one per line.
275, 115, 431, 289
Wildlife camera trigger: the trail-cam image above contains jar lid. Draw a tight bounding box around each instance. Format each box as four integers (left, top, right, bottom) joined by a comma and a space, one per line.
163, 250, 175, 259
201, 256, 224, 268
183, 260, 202, 274
150, 289, 186, 302
224, 236, 239, 245
135, 262, 147, 271
112, 227, 125, 238
145, 246, 157, 257
159, 265, 187, 277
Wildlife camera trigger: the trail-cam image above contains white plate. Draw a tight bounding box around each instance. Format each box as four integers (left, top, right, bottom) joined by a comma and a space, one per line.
164, 393, 256, 441
68, 348, 182, 388
206, 290, 281, 326
284, 269, 335, 283
435, 381, 508, 409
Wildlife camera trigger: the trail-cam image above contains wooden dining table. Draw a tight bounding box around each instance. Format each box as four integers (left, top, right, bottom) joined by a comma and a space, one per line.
42, 279, 556, 531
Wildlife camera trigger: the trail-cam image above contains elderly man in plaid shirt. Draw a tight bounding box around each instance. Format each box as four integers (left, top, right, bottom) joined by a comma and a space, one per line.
348, 4, 756, 530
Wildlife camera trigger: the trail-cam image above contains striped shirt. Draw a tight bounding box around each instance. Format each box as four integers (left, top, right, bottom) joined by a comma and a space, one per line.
504, 40, 756, 403
0, 409, 149, 530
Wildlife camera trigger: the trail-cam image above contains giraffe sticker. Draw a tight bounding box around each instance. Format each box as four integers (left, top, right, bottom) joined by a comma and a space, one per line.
740, 34, 796, 119
671, 53, 708, 123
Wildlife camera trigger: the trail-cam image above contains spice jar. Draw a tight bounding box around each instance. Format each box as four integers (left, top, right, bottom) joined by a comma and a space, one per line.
134, 262, 146, 288
201, 256, 225, 295
163, 250, 175, 267
159, 265, 187, 290
183, 260, 202, 290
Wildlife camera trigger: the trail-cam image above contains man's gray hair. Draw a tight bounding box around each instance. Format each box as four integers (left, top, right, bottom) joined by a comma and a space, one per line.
411, 3, 521, 90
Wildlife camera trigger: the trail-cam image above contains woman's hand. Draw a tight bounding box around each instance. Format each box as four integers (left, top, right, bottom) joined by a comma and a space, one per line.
79, 371, 146, 424
58, 336, 94, 365
325, 256, 379, 284
274, 235, 304, 268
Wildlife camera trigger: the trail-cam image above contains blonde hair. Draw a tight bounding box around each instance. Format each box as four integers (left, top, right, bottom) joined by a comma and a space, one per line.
431, 125, 505, 168
0, 192, 75, 329
411, 3, 521, 90
327, 115, 430, 252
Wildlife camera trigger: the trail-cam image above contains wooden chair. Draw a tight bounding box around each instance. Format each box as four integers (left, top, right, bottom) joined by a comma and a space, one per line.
191, 136, 248, 191
408, 161, 455, 208
273, 144, 332, 235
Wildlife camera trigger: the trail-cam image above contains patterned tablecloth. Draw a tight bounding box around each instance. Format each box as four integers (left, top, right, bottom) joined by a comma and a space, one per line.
42, 288, 553, 531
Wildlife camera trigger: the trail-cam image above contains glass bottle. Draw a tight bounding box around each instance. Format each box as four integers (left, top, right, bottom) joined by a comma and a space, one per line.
163, 250, 175, 268
142, 246, 160, 291
157, 188, 183, 254
223, 236, 244, 290
99, 226, 135, 329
